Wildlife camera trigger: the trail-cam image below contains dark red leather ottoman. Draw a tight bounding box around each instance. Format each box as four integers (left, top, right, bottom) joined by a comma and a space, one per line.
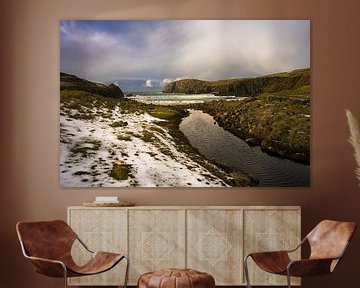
138, 268, 215, 288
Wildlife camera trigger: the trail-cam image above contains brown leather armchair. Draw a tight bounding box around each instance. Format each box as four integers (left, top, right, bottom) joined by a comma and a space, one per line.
16, 220, 129, 288
244, 220, 356, 288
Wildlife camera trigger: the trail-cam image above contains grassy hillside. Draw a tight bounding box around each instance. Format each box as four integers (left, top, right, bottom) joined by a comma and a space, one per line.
61, 72, 124, 98
190, 85, 310, 164
163, 68, 310, 97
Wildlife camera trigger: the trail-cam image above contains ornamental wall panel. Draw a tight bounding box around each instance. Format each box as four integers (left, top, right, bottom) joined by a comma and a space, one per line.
243, 209, 301, 286
68, 208, 127, 286
187, 209, 243, 285
128, 209, 186, 284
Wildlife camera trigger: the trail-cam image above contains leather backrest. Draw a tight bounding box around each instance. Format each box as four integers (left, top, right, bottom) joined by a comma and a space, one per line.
307, 220, 356, 260
16, 220, 77, 261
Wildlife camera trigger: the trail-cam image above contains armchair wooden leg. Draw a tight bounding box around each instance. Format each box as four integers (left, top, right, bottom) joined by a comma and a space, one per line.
244, 255, 252, 288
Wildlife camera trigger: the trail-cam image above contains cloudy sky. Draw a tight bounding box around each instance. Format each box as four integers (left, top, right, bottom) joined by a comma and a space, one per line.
60, 20, 310, 91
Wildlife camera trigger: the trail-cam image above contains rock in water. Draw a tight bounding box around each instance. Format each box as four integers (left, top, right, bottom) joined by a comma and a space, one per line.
245, 138, 260, 146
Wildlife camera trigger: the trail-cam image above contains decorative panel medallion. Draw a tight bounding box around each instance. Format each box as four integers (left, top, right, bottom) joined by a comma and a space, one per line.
253, 228, 287, 251
194, 227, 232, 265
187, 209, 243, 285
244, 209, 301, 286
128, 209, 185, 284
68, 209, 127, 286
138, 228, 175, 264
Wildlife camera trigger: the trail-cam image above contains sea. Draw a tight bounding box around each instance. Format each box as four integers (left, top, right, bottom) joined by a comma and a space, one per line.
126, 92, 242, 105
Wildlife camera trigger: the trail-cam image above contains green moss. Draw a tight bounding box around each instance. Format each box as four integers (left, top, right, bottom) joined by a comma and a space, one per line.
117, 134, 132, 141
110, 121, 128, 128
148, 107, 181, 121
71, 113, 96, 120
88, 140, 102, 150
70, 147, 92, 158
70, 140, 102, 158
141, 131, 156, 143
109, 164, 131, 181
158, 147, 173, 157
147, 152, 158, 158
149, 125, 165, 134
148, 106, 188, 123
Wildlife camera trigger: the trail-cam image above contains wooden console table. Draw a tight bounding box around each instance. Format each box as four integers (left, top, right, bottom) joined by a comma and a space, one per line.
67, 206, 301, 286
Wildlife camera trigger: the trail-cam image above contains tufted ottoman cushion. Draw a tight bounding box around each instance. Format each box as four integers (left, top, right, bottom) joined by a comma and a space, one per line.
138, 268, 215, 288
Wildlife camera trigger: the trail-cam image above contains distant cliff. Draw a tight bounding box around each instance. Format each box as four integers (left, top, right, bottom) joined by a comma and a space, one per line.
60, 72, 124, 98
163, 68, 310, 97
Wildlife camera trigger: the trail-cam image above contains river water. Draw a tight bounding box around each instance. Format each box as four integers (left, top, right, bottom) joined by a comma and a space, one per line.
179, 110, 310, 187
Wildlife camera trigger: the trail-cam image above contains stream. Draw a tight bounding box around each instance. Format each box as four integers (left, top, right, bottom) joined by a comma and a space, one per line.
179, 110, 310, 187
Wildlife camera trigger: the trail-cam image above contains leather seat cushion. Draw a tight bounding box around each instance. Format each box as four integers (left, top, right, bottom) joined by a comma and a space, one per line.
138, 268, 215, 288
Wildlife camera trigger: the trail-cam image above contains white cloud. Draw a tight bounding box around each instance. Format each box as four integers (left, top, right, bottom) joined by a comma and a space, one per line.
162, 76, 191, 86
171, 20, 310, 79
145, 79, 153, 87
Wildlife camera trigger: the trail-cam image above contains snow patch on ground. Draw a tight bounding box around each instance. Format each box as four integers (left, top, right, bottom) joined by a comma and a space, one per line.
60, 106, 227, 187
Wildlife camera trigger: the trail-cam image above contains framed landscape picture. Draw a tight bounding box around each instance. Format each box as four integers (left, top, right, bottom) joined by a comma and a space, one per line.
60, 20, 310, 187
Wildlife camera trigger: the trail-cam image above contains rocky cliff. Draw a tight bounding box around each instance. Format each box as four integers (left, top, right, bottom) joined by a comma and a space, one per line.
163, 68, 310, 97
60, 72, 124, 98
